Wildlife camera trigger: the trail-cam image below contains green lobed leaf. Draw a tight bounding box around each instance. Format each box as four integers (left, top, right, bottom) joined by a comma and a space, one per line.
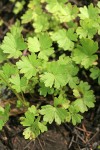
0, 48, 7, 63
20, 105, 38, 127
1, 23, 27, 58
46, 1, 78, 23
39, 82, 54, 96
28, 33, 54, 61
73, 81, 95, 113
23, 118, 47, 140
40, 62, 68, 89
20, 106, 47, 139
33, 14, 49, 33
16, 53, 41, 79
28, 37, 40, 53
90, 67, 100, 85
69, 105, 83, 125
72, 38, 98, 69
40, 61, 79, 89
0, 104, 10, 130
2, 63, 18, 79
51, 28, 77, 51
40, 105, 68, 124
76, 19, 98, 39
21, 9, 33, 24
54, 95, 70, 109
9, 74, 28, 93
79, 4, 99, 20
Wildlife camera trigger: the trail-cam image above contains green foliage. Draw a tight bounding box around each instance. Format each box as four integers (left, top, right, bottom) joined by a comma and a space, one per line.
10, 74, 28, 93
0, 105, 10, 130
73, 81, 95, 113
68, 105, 83, 125
1, 22, 27, 58
16, 53, 41, 79
72, 38, 98, 69
0, 0, 100, 139
90, 67, 100, 85
51, 29, 77, 51
28, 33, 54, 60
20, 105, 47, 139
13, 1, 25, 14
40, 61, 79, 89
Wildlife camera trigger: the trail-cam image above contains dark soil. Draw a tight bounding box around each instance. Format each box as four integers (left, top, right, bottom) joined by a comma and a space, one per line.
0, 0, 100, 150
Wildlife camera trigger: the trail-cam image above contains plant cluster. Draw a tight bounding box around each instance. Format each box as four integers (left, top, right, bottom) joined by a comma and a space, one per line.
0, 0, 100, 139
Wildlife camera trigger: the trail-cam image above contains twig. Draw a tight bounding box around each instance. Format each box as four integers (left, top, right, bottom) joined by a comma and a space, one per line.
68, 136, 74, 149
24, 140, 35, 150
77, 134, 86, 144
37, 137, 44, 150
82, 123, 92, 142
74, 128, 86, 144
88, 130, 100, 143
76, 126, 92, 134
